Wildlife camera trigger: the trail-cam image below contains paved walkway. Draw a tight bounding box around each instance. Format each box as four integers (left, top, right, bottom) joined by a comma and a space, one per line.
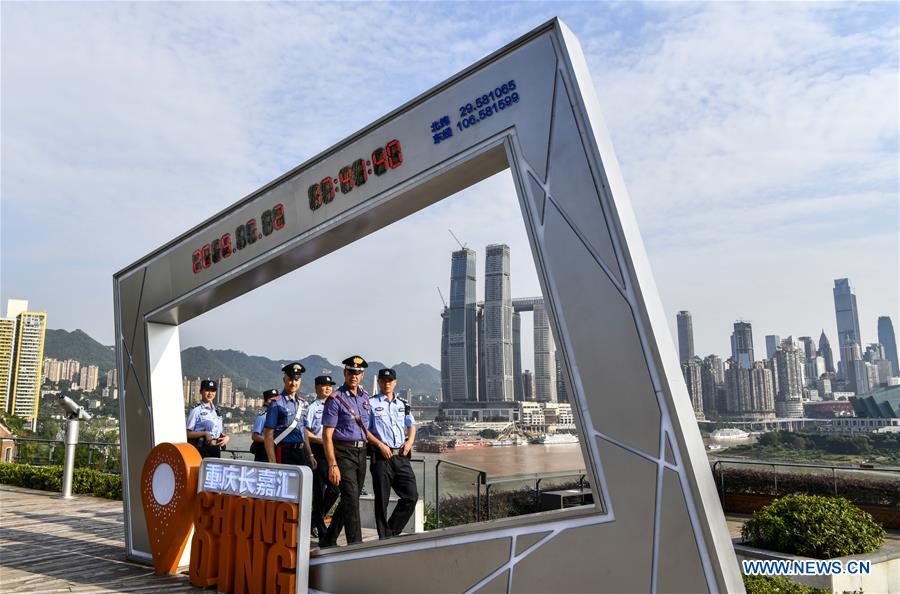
0, 485, 200, 593
2, 485, 897, 593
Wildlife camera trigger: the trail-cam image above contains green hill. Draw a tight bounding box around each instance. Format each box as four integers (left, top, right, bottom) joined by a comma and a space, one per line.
44, 329, 116, 373
180, 348, 440, 398
43, 328, 441, 398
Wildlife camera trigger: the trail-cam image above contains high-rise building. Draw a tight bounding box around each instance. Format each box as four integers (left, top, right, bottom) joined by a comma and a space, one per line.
512, 312, 523, 401
61, 359, 80, 382
522, 370, 534, 401
218, 376, 234, 407
105, 368, 118, 389
676, 311, 694, 364
440, 308, 449, 401
187, 378, 203, 406
182, 376, 191, 405
700, 355, 722, 416
447, 248, 479, 402
46, 358, 63, 383
877, 316, 898, 379
875, 360, 893, 386
3, 300, 48, 420
765, 335, 781, 359
818, 330, 835, 374
483, 244, 514, 402
477, 305, 486, 401
798, 337, 816, 361
681, 356, 704, 419
724, 359, 751, 416
749, 361, 776, 418
865, 362, 880, 391
775, 346, 804, 418
555, 358, 569, 404
833, 278, 862, 378
0, 317, 17, 411
816, 377, 833, 399
842, 342, 870, 395
533, 302, 557, 402
864, 343, 884, 361
764, 357, 780, 396
731, 321, 754, 368
805, 356, 826, 388
79, 365, 100, 392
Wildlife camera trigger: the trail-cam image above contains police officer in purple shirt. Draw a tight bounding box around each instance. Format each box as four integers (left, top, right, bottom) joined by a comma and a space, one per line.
320, 355, 392, 547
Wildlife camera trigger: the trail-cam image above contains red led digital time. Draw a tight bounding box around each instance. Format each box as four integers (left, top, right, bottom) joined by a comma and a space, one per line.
307, 139, 403, 211
191, 203, 285, 274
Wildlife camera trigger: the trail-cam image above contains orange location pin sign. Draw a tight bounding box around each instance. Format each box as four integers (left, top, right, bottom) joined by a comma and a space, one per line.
141, 442, 201, 575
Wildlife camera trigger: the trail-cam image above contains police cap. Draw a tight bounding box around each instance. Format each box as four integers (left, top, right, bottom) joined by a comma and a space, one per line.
282, 362, 306, 378
261, 389, 280, 400
342, 355, 368, 372
378, 368, 397, 381
200, 379, 217, 392
315, 375, 336, 386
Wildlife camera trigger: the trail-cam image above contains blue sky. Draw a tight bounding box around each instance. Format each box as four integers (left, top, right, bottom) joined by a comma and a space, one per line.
2, 2, 897, 368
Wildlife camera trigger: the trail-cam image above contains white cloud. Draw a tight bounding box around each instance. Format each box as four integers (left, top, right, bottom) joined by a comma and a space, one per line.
1, 2, 896, 370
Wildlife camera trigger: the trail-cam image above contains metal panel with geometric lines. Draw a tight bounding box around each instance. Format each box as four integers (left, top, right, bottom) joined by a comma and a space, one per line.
114, 18, 744, 593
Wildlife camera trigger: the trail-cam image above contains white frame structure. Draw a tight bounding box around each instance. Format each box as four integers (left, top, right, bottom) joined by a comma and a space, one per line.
114, 19, 743, 593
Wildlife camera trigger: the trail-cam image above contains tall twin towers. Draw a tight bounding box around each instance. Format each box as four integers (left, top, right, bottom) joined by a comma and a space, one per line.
440, 245, 561, 403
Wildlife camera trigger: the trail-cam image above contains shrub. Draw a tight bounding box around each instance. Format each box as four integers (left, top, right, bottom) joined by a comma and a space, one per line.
741, 494, 885, 559
0, 463, 122, 500
742, 575, 830, 594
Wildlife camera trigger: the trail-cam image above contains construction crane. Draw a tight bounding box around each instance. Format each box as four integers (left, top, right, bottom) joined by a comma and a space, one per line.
448, 229, 466, 250
437, 286, 448, 309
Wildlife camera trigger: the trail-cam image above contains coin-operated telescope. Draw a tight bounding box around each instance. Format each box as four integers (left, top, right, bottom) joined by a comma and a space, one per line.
58, 395, 93, 421
56, 395, 93, 499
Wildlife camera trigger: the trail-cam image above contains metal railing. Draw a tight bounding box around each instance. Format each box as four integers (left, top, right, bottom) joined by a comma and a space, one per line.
434, 459, 486, 528
711, 458, 900, 504
1, 437, 120, 472
223, 449, 430, 507
483, 469, 589, 520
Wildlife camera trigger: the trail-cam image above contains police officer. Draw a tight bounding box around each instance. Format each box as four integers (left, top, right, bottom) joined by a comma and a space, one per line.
305, 375, 342, 544
368, 368, 418, 539
264, 363, 316, 470
251, 389, 280, 462
321, 355, 392, 547
186, 379, 229, 458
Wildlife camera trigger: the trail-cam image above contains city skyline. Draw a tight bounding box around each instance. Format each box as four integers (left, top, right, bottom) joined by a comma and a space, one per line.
2, 3, 897, 367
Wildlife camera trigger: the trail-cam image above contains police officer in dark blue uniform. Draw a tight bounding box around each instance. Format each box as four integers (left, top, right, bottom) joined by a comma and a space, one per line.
305, 375, 342, 543
251, 389, 280, 462
264, 363, 316, 470
320, 356, 392, 547
368, 368, 418, 539
186, 379, 229, 458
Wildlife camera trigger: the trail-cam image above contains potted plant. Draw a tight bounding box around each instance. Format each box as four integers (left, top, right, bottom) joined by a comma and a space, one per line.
734, 494, 894, 593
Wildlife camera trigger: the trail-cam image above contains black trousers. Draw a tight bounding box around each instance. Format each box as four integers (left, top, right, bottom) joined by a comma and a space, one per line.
370, 451, 418, 539
251, 441, 267, 462
323, 443, 367, 546
275, 443, 311, 467
195, 443, 221, 459
310, 444, 341, 540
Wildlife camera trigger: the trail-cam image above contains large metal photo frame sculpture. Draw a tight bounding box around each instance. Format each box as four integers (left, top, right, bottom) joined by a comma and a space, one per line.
114, 19, 743, 593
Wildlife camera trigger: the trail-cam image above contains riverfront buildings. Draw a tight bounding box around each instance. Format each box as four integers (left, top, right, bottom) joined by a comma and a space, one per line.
440, 246, 564, 404
833, 278, 862, 378
483, 244, 514, 402
677, 277, 898, 422
878, 316, 898, 378
730, 321, 755, 369
677, 311, 694, 364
